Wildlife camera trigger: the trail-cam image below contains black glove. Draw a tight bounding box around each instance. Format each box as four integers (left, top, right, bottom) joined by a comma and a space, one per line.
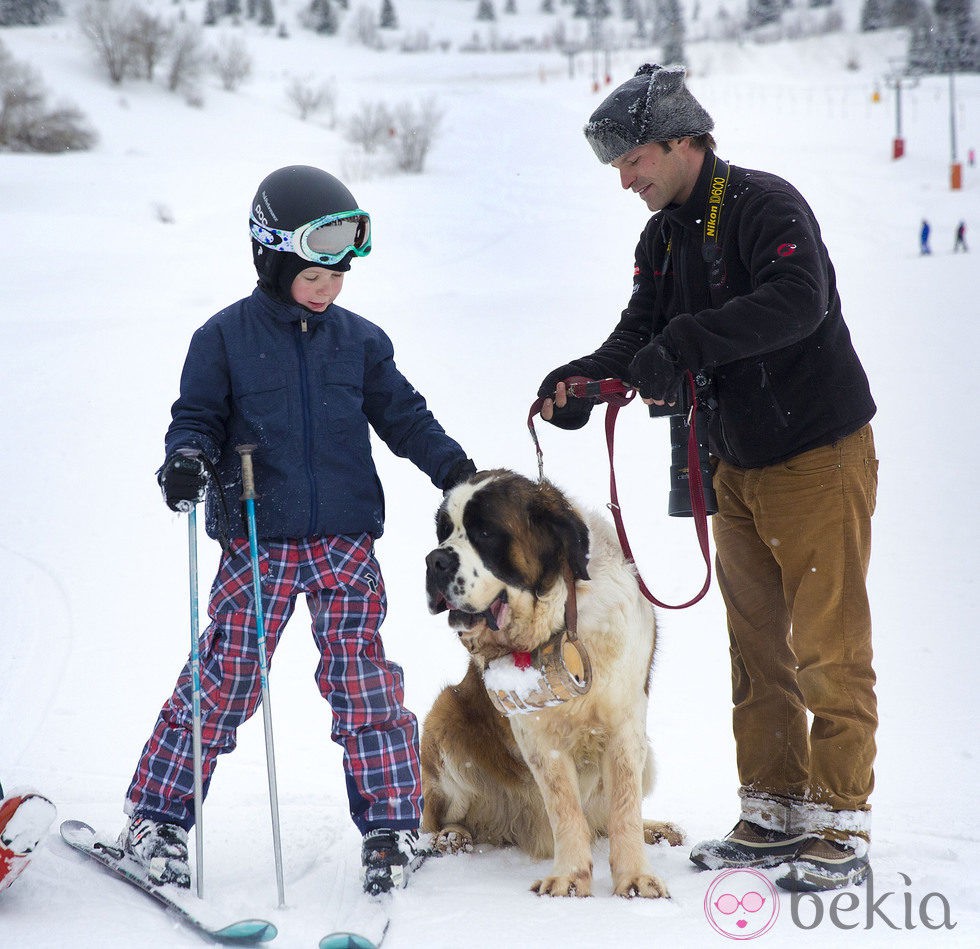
442, 458, 477, 493
628, 340, 684, 403
159, 450, 208, 512
536, 364, 601, 431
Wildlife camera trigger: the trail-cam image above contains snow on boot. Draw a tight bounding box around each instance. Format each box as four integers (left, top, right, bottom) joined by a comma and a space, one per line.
0, 791, 57, 893
775, 836, 870, 892
689, 819, 808, 870
360, 828, 426, 896
120, 816, 191, 889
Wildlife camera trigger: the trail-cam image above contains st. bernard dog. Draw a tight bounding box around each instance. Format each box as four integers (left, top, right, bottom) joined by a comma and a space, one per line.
421, 469, 682, 898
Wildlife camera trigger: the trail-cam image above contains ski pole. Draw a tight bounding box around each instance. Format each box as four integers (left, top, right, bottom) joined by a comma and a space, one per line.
235, 444, 286, 909
174, 448, 207, 899
185, 502, 205, 900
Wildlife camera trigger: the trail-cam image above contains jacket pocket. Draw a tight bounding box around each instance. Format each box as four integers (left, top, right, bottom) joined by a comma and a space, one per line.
317, 358, 364, 434
234, 364, 290, 445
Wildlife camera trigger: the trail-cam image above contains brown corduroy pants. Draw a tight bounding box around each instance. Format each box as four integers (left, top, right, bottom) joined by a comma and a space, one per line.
711, 424, 879, 819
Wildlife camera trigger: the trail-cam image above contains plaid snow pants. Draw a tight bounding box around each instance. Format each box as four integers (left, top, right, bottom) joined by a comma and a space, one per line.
125, 533, 422, 834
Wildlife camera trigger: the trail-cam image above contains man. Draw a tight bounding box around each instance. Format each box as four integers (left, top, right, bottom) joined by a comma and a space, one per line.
538, 64, 879, 893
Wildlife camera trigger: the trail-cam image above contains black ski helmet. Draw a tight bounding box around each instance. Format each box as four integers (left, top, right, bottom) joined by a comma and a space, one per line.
249, 165, 366, 303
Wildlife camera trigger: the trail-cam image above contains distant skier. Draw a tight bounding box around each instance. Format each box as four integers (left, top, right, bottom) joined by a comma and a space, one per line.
0, 783, 56, 893
920, 219, 931, 255
954, 220, 968, 253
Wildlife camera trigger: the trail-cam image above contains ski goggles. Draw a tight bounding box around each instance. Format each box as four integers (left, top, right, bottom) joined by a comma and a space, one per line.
249, 209, 372, 265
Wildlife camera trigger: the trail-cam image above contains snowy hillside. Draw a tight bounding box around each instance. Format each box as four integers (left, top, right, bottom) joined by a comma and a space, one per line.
2, 1, 978, 945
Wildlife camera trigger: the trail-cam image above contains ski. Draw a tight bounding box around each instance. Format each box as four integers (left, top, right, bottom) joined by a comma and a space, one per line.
318, 923, 388, 949
317, 881, 395, 949
318, 891, 390, 949
318, 828, 439, 948
60, 820, 277, 944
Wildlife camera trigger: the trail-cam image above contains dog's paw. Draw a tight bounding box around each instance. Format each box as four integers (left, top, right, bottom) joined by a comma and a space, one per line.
433, 825, 473, 855
531, 870, 592, 898
614, 872, 670, 899
643, 820, 686, 847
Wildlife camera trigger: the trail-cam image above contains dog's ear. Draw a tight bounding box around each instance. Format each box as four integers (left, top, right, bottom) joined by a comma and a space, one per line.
557, 509, 591, 581
530, 483, 590, 582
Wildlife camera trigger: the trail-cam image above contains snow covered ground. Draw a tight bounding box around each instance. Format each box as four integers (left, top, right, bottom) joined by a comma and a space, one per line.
2, 2, 978, 945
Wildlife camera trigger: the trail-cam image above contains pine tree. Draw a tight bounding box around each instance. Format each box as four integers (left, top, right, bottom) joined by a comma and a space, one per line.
0, 0, 61, 26
379, 0, 397, 28
859, 0, 888, 31
258, 0, 275, 27
476, 0, 496, 20
907, 7, 979, 73
309, 0, 338, 34
746, 0, 781, 27
889, 0, 925, 27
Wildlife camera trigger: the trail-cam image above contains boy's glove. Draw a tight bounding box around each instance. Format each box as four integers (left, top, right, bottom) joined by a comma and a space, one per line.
628, 339, 683, 403
159, 450, 208, 512
537, 364, 600, 431
442, 458, 477, 493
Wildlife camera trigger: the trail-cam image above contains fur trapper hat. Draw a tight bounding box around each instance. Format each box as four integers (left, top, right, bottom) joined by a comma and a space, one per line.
584, 63, 714, 164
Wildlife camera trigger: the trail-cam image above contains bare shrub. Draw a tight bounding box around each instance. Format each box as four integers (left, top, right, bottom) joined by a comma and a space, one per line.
345, 100, 392, 153
128, 6, 173, 80
384, 97, 442, 172
210, 34, 252, 90
167, 22, 206, 94
78, 0, 134, 85
285, 74, 336, 122
0, 40, 97, 152
348, 5, 383, 48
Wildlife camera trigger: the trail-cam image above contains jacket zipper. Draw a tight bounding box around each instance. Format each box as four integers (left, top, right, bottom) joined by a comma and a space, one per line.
294, 321, 318, 535
759, 363, 790, 428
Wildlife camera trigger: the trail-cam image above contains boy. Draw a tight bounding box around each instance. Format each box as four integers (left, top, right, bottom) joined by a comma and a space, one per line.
121, 165, 476, 895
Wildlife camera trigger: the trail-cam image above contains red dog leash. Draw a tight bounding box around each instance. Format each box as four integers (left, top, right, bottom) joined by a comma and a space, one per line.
528, 375, 712, 610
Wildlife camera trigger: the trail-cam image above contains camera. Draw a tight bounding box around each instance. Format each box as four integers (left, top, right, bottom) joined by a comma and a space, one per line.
647, 374, 719, 518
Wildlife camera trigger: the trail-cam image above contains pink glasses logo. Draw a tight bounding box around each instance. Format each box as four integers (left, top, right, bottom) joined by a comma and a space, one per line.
704, 868, 780, 939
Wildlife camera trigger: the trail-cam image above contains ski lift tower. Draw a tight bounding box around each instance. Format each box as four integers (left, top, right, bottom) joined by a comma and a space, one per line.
885, 59, 918, 160
589, 1, 601, 92
945, 46, 962, 190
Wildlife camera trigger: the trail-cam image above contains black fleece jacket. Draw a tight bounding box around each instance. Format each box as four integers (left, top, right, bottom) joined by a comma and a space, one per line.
572, 150, 876, 469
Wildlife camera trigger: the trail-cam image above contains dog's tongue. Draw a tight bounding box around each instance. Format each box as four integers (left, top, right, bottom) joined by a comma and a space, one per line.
487, 595, 510, 631
513, 651, 532, 669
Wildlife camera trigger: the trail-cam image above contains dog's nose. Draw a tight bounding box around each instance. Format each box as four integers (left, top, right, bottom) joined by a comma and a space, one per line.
425, 547, 459, 583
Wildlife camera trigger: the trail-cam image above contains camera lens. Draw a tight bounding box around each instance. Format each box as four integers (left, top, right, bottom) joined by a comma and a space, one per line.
667, 414, 718, 517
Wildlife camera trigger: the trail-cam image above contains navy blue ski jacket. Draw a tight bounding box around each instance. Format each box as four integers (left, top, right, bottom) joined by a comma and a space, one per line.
164, 287, 469, 541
